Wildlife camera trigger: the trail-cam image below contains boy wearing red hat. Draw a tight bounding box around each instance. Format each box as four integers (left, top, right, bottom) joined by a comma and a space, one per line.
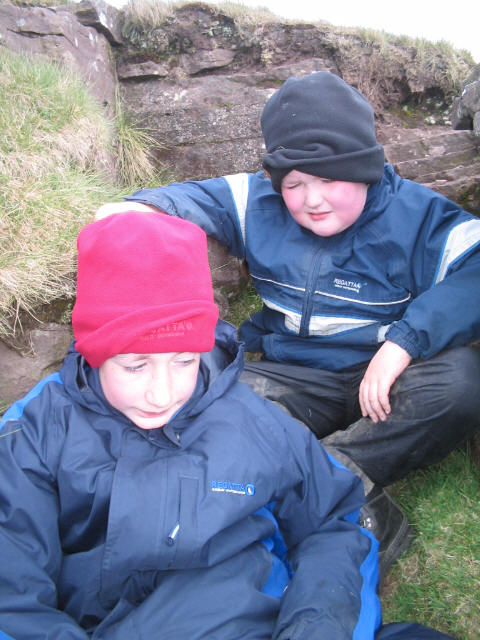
96, 71, 480, 583
0, 213, 455, 640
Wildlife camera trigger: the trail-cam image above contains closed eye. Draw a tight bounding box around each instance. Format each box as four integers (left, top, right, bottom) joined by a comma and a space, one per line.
175, 358, 196, 367
123, 363, 146, 373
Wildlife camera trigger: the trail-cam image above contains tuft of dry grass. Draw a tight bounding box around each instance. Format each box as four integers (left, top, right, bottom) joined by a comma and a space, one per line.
0, 50, 121, 337
124, 0, 278, 29
114, 89, 167, 188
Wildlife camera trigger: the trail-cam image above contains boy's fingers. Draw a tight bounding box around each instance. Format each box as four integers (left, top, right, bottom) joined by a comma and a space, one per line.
360, 380, 391, 423
95, 202, 156, 220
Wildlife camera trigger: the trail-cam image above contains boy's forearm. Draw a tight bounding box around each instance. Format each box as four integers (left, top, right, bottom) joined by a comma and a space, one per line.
386, 257, 480, 360
274, 526, 380, 639
124, 177, 247, 258
272, 428, 380, 638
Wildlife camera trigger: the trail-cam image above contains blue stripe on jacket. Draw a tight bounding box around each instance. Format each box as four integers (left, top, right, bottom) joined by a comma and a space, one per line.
0, 373, 63, 431
327, 452, 382, 638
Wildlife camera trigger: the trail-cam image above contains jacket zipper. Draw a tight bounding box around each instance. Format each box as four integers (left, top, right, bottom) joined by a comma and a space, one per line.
300, 245, 328, 337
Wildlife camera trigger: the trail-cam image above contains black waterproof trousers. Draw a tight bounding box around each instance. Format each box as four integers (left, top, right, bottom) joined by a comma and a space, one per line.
241, 346, 480, 486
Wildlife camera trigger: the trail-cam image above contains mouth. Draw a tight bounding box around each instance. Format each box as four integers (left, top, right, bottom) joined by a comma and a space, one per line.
307, 211, 330, 220
137, 408, 171, 419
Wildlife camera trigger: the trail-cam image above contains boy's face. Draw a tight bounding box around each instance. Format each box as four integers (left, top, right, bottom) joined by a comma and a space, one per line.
99, 352, 201, 430
281, 170, 368, 236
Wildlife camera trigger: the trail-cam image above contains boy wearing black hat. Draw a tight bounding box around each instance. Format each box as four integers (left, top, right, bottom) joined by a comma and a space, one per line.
96, 72, 480, 581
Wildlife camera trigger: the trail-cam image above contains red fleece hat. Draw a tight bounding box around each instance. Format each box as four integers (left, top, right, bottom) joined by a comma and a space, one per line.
72, 212, 219, 368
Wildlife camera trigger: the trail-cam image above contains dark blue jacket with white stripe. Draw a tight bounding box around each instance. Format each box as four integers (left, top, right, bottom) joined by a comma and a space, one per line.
127, 165, 480, 370
0, 321, 380, 640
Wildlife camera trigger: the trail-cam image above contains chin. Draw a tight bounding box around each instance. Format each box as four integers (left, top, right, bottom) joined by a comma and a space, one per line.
136, 422, 166, 430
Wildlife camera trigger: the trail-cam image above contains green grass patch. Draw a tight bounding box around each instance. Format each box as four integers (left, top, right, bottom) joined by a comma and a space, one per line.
0, 48, 170, 340
225, 282, 263, 328
382, 447, 480, 639
114, 89, 174, 190
0, 49, 123, 337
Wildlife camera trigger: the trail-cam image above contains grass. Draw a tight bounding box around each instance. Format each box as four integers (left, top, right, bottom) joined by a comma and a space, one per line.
0, 49, 166, 340
114, 89, 171, 189
0, 49, 119, 337
383, 447, 480, 639
124, 0, 278, 29
227, 285, 479, 639
225, 282, 263, 328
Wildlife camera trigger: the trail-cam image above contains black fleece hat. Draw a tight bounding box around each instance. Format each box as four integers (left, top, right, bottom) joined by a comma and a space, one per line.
261, 72, 384, 192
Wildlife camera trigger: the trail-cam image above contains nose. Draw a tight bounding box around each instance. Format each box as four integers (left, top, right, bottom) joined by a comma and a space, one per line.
304, 183, 325, 209
145, 368, 172, 408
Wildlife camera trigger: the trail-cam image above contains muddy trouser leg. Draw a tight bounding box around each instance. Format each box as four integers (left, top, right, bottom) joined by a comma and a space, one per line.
241, 359, 365, 435
241, 359, 380, 493
322, 346, 480, 487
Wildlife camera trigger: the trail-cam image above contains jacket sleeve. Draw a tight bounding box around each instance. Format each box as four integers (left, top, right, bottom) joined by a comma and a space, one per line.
0, 400, 90, 640
268, 406, 381, 640
386, 194, 480, 360
125, 173, 254, 259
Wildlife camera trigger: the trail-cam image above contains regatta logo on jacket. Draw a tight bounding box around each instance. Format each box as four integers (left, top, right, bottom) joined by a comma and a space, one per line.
211, 480, 255, 496
333, 278, 365, 293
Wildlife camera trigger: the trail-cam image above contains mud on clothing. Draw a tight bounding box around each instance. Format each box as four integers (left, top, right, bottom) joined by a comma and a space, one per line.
241, 346, 480, 486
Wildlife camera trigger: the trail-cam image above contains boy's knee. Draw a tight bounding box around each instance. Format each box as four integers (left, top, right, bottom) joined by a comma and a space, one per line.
443, 346, 480, 398
429, 346, 480, 418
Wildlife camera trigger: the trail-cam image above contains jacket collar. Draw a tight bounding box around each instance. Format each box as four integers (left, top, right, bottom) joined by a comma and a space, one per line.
61, 320, 244, 442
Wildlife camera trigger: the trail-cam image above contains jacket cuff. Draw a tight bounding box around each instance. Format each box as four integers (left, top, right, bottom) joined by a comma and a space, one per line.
385, 321, 421, 360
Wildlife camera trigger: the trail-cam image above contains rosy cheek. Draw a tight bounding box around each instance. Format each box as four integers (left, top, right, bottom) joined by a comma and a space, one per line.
283, 192, 301, 215
329, 183, 348, 201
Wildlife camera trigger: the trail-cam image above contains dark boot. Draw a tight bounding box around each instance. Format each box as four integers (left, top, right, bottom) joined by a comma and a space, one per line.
360, 485, 414, 584
323, 446, 415, 583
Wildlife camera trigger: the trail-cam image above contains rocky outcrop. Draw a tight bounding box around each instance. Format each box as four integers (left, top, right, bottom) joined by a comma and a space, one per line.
380, 124, 480, 214
113, 3, 480, 212
0, 2, 117, 115
452, 64, 480, 136
1, 1, 477, 204
0, 324, 72, 413
74, 0, 124, 46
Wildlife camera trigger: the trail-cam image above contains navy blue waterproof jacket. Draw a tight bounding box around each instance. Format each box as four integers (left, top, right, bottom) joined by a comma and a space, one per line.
127, 165, 480, 370
0, 322, 382, 639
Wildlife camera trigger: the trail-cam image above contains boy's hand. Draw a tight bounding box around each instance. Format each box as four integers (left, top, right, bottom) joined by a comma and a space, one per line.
359, 341, 412, 423
95, 202, 158, 220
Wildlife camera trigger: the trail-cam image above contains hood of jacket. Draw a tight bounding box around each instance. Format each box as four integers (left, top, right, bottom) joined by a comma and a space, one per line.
60, 319, 245, 448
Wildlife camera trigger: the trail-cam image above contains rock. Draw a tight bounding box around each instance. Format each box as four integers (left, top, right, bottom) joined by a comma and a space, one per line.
120, 59, 331, 180
207, 237, 248, 291
0, 3, 117, 115
451, 64, 480, 135
180, 48, 235, 75
117, 59, 169, 80
381, 124, 480, 215
0, 324, 72, 413
73, 0, 124, 46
